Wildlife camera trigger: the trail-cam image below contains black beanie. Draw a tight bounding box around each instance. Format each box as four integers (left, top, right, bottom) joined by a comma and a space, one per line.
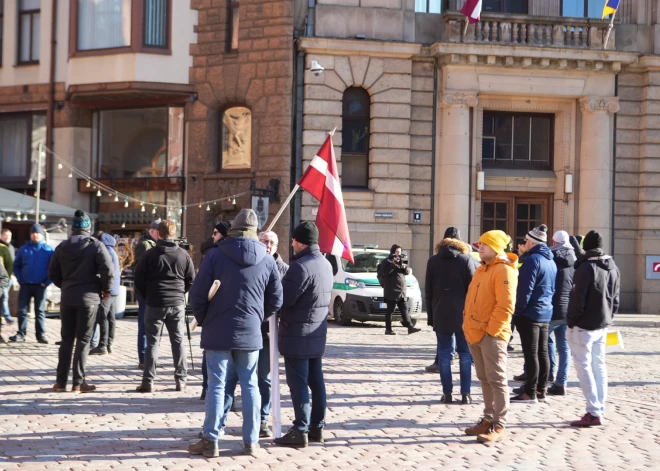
292, 221, 319, 245
215, 221, 231, 238
443, 226, 461, 240
390, 244, 402, 255
582, 231, 603, 251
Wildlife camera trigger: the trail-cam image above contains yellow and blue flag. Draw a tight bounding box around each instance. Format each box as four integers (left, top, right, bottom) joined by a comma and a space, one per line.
602, 0, 620, 19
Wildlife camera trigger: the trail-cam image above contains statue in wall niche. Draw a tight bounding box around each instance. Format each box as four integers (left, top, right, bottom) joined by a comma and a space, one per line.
222, 106, 252, 170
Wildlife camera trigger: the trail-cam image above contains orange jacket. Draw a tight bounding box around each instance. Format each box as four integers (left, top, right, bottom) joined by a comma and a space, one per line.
463, 253, 519, 345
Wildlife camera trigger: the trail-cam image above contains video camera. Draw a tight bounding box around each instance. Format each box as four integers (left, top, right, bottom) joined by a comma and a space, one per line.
175, 236, 191, 252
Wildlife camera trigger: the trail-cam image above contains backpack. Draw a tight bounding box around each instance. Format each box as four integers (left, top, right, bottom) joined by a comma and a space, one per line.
377, 262, 385, 288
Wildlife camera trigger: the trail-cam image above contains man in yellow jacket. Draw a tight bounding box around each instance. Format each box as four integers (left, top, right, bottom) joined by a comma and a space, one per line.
463, 230, 518, 443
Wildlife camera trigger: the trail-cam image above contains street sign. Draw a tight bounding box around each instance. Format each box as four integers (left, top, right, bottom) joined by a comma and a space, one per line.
375, 212, 394, 219
413, 211, 421, 223
646, 256, 660, 280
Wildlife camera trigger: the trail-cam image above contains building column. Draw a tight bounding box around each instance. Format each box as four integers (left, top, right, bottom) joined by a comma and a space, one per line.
435, 91, 478, 241
577, 96, 620, 252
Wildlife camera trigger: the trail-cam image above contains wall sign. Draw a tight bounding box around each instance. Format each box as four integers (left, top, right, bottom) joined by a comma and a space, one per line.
413, 211, 421, 223
375, 212, 394, 219
646, 256, 660, 280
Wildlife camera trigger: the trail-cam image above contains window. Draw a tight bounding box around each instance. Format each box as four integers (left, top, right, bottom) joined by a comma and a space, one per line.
0, 113, 46, 180
341, 87, 370, 188
144, 0, 168, 47
0, 1, 4, 65
77, 0, 131, 51
481, 193, 552, 249
482, 0, 527, 14
228, 0, 239, 52
482, 111, 553, 170
415, 0, 441, 14
18, 0, 40, 64
561, 0, 604, 18
221, 106, 252, 170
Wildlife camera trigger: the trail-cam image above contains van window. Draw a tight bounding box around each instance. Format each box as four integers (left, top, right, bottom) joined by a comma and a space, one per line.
325, 254, 338, 276
342, 252, 389, 273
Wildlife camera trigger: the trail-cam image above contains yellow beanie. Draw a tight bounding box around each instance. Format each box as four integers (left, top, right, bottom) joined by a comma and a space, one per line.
479, 230, 511, 255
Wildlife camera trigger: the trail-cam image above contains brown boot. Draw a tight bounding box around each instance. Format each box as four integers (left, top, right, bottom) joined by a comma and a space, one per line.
477, 423, 505, 443
465, 418, 492, 436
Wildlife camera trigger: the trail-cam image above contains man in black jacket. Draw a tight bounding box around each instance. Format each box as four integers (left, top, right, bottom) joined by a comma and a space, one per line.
274, 222, 333, 449
134, 220, 195, 393
378, 244, 421, 335
49, 210, 114, 392
566, 230, 620, 427
425, 227, 478, 404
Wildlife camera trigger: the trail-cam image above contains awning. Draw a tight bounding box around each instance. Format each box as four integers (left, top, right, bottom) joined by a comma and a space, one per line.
0, 187, 97, 219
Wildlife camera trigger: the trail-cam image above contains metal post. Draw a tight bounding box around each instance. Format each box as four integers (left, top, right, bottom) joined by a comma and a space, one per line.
35, 144, 43, 223
603, 10, 617, 50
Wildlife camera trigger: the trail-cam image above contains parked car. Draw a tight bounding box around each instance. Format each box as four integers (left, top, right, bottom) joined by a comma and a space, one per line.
325, 246, 422, 326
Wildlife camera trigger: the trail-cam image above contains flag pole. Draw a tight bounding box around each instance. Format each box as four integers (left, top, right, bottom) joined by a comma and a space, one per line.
603, 9, 617, 50
463, 19, 469, 37
264, 184, 300, 233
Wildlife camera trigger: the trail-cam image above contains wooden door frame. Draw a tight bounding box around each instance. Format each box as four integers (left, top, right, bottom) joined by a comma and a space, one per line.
481, 191, 554, 242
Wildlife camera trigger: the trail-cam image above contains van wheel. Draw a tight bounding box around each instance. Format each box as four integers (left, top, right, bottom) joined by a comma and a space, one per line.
334, 298, 351, 326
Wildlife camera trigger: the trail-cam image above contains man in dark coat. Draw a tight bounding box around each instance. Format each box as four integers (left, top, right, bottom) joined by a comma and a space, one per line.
547, 230, 576, 396
134, 220, 195, 393
566, 231, 620, 427
425, 227, 478, 404
511, 224, 557, 404
188, 209, 282, 458
274, 222, 333, 449
90, 232, 122, 356
49, 211, 114, 392
378, 244, 421, 335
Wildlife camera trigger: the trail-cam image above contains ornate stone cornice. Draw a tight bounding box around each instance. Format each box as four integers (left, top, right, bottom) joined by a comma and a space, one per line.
441, 91, 478, 108
579, 97, 620, 114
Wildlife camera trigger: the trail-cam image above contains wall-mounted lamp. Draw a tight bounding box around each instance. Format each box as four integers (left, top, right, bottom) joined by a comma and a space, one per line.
476, 164, 485, 200
564, 172, 573, 203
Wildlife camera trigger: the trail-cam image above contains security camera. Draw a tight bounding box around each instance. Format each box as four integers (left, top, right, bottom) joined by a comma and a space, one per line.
309, 60, 324, 77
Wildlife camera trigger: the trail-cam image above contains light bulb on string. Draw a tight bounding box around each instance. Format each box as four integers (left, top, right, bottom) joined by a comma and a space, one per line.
96, 190, 102, 197
28, 178, 33, 185
152, 206, 157, 214
57, 163, 63, 170
5, 217, 11, 223
206, 204, 211, 211
68, 172, 72, 178
124, 200, 129, 208
121, 222, 126, 228
179, 208, 183, 215
141, 205, 145, 213
86, 181, 91, 188
40, 214, 46, 221
16, 211, 21, 217
232, 197, 236, 205
108, 193, 113, 198
23, 215, 28, 221
114, 195, 119, 202
198, 203, 202, 209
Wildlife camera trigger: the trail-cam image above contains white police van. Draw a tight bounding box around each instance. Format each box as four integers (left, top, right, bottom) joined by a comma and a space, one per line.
324, 245, 423, 326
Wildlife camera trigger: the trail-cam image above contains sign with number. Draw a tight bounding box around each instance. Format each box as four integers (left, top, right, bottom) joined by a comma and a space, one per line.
375, 212, 394, 219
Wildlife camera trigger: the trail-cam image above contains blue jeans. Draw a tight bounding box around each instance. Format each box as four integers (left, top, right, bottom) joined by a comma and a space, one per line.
2, 277, 13, 321
436, 330, 472, 395
17, 284, 47, 339
548, 319, 571, 387
137, 294, 147, 363
203, 350, 260, 444
221, 339, 272, 427
284, 357, 327, 433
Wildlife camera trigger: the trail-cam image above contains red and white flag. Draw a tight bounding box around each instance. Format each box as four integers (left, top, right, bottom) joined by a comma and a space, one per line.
298, 133, 354, 263
461, 0, 482, 24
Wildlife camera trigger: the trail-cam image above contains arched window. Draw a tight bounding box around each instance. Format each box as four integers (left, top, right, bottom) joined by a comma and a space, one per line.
341, 88, 370, 188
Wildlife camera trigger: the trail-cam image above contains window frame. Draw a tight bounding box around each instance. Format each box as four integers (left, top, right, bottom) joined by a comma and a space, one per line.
481, 0, 528, 14
0, 112, 45, 183
17, 0, 41, 65
341, 87, 371, 190
481, 110, 554, 171
227, 0, 239, 53
415, 0, 441, 14
0, 0, 4, 66
560, 0, 606, 18
69, 0, 172, 58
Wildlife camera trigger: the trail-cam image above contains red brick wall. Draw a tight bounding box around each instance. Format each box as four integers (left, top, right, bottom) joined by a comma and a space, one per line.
186, 0, 294, 262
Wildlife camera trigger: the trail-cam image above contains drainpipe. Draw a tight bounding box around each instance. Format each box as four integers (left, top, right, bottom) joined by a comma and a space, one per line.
46, 0, 58, 201
429, 60, 438, 259
611, 74, 618, 256
291, 48, 305, 242
306, 0, 316, 37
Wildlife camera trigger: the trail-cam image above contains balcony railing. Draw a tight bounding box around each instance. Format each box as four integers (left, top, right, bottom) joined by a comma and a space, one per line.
443, 12, 615, 50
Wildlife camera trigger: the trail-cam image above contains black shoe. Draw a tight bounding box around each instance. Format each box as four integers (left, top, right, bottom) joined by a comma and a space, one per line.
512, 386, 523, 395
513, 372, 527, 382
462, 394, 472, 405
441, 394, 453, 404
107, 345, 113, 354
138, 363, 145, 370
385, 330, 396, 336
547, 384, 566, 396
273, 428, 308, 448
408, 327, 422, 334
308, 427, 324, 443
510, 392, 537, 403
176, 380, 186, 392
9, 335, 25, 343
89, 346, 107, 355
200, 389, 206, 400
537, 390, 547, 402
136, 383, 153, 393
507, 344, 514, 352
259, 421, 272, 438
188, 437, 219, 458
548, 375, 555, 383
425, 362, 439, 373
55, 341, 62, 346
37, 338, 48, 344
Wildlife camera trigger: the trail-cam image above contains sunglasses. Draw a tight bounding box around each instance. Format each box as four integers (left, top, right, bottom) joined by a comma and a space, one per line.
212, 231, 219, 236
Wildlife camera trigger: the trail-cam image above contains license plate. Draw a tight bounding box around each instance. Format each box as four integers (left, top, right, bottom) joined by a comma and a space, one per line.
379, 303, 387, 309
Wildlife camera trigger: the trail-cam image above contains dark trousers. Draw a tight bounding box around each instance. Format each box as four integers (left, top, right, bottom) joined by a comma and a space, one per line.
142, 305, 187, 384
17, 284, 47, 340
284, 357, 327, 433
385, 298, 412, 330
96, 295, 116, 349
56, 304, 98, 387
202, 351, 208, 391
515, 316, 550, 396
137, 294, 147, 363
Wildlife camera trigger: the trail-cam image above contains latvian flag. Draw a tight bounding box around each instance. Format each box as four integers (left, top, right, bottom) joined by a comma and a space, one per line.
298, 133, 354, 263
461, 0, 482, 24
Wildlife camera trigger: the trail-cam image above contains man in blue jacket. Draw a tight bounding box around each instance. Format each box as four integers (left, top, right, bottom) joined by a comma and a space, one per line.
274, 222, 333, 449
188, 209, 282, 458
90, 232, 122, 356
511, 224, 557, 403
10, 225, 54, 344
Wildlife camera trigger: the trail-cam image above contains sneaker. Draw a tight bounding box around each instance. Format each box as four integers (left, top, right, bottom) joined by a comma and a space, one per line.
510, 392, 537, 403
408, 327, 422, 334
537, 390, 547, 402
512, 386, 523, 395
37, 338, 48, 344
461, 394, 472, 405
9, 335, 25, 343
425, 362, 439, 373
259, 421, 272, 438
570, 413, 602, 427
441, 394, 453, 404
176, 380, 186, 392
513, 372, 527, 382
52, 383, 66, 392
477, 423, 505, 443
72, 383, 96, 393
273, 428, 308, 448
547, 384, 566, 396
89, 346, 107, 355
308, 427, 324, 443
384, 330, 396, 336
135, 383, 153, 393
244, 442, 260, 456
188, 437, 219, 458
465, 418, 492, 436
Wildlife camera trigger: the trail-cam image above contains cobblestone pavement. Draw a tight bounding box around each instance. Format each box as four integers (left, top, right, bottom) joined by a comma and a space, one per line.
1, 315, 659, 471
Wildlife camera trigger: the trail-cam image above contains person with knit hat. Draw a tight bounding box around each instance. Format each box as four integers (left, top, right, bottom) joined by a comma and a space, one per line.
510, 224, 557, 404
49, 210, 114, 392
10, 224, 54, 344
462, 230, 518, 443
566, 230, 620, 427
377, 244, 421, 335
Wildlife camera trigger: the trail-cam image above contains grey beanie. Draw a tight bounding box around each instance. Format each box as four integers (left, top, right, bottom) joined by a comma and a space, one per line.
232, 209, 259, 231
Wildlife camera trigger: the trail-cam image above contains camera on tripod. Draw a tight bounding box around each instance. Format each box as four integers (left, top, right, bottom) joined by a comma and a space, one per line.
175, 236, 191, 252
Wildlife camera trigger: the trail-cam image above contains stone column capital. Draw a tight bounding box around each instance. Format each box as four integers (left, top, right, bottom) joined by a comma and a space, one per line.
579, 96, 620, 114
441, 91, 478, 108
